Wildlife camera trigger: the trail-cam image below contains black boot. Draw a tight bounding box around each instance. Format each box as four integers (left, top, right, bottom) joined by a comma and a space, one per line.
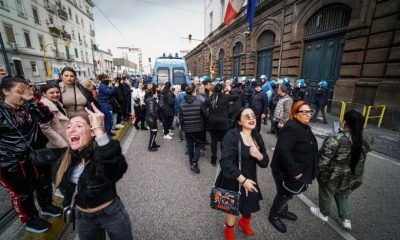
211, 157, 217, 166
152, 141, 160, 148
190, 163, 200, 174
269, 215, 286, 233
148, 131, 158, 152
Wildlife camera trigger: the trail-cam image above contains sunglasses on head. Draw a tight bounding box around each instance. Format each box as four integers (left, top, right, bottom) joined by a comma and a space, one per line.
241, 113, 256, 120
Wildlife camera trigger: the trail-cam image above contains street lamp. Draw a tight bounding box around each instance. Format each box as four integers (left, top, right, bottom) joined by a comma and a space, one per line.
41, 39, 71, 78
181, 34, 214, 79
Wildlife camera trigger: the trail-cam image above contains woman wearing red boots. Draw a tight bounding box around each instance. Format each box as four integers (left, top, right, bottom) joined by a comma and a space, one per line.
215, 107, 270, 239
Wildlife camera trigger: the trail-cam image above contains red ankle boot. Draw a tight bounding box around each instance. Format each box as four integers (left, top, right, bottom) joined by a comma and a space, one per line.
224, 225, 235, 240
238, 217, 255, 235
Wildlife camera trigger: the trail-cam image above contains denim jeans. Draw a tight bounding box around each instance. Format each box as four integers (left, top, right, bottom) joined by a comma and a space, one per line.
76, 198, 133, 240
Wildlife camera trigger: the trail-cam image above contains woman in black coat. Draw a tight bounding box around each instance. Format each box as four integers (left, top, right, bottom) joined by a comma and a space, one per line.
202, 84, 238, 165
159, 82, 176, 139
268, 101, 318, 233
145, 88, 160, 151
54, 103, 132, 240
215, 107, 269, 239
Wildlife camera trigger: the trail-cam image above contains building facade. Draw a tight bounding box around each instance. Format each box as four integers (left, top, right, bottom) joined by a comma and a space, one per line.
95, 48, 113, 77
185, 0, 400, 129
116, 46, 143, 74
0, 0, 96, 82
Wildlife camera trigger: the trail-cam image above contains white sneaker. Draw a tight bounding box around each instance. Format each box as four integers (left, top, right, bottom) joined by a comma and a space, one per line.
54, 188, 64, 198
168, 132, 174, 136
116, 124, 124, 129
163, 135, 172, 140
342, 219, 351, 231
310, 207, 328, 222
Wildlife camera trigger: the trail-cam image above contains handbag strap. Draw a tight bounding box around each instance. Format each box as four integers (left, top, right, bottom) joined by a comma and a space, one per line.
213, 135, 242, 194
70, 185, 78, 208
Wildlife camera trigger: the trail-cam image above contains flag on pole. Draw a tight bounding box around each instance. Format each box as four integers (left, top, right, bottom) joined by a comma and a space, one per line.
224, 0, 245, 25
247, 0, 256, 31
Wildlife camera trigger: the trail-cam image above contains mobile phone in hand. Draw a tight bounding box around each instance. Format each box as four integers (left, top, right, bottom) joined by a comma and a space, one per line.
333, 121, 340, 134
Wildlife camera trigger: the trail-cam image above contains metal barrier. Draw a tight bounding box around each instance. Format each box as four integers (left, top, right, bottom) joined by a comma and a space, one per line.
324, 99, 346, 122
344, 102, 367, 117
363, 105, 386, 128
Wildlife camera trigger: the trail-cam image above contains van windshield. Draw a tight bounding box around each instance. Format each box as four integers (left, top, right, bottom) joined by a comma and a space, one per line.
173, 67, 185, 85
157, 68, 169, 84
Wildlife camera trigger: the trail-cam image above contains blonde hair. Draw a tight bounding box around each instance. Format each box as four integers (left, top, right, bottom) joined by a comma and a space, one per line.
54, 114, 91, 188
80, 79, 96, 91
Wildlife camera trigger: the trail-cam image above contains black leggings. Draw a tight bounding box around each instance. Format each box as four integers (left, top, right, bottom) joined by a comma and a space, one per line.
210, 130, 227, 161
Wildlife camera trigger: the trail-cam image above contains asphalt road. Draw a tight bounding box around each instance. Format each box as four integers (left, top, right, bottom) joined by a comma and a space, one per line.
61, 123, 400, 240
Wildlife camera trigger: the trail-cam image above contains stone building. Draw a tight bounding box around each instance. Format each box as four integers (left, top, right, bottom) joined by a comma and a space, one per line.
185, 0, 400, 129
0, 0, 96, 81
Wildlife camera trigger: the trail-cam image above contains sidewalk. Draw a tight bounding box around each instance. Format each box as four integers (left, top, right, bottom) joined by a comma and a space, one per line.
0, 121, 132, 240
309, 114, 400, 160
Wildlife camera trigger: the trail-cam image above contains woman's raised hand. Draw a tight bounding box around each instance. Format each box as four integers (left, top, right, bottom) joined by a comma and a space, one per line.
85, 103, 105, 136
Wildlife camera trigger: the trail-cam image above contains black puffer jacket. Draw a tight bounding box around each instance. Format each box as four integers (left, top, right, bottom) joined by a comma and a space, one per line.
179, 95, 204, 133
242, 83, 254, 108
56, 139, 127, 208
251, 90, 268, 116
160, 90, 175, 117
229, 86, 243, 120
202, 93, 238, 130
145, 96, 159, 126
0, 99, 53, 170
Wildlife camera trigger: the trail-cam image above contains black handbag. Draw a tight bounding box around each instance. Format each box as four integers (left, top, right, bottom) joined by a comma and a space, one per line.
210, 140, 242, 216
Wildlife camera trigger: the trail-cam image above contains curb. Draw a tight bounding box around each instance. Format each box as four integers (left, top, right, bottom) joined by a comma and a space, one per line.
15, 123, 132, 240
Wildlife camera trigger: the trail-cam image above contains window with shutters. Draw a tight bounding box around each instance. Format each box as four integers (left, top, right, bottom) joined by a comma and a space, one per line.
24, 31, 32, 48
32, 7, 40, 24
4, 24, 16, 43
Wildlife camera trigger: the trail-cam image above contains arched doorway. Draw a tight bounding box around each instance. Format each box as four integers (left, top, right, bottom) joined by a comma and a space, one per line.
232, 42, 243, 77
256, 30, 275, 79
301, 4, 351, 100
218, 49, 224, 78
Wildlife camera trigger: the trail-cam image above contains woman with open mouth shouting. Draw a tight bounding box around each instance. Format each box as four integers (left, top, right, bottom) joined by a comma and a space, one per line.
54, 102, 133, 240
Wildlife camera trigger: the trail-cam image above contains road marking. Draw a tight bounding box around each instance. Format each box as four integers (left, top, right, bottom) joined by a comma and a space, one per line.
369, 152, 400, 167
122, 127, 137, 155
297, 194, 357, 240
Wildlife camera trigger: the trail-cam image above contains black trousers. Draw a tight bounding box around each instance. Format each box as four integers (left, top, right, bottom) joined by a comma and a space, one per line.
134, 106, 146, 128
256, 115, 262, 133
209, 129, 227, 161
313, 104, 327, 122
269, 170, 294, 217
162, 115, 174, 135
0, 162, 53, 222
185, 132, 203, 165
148, 125, 158, 148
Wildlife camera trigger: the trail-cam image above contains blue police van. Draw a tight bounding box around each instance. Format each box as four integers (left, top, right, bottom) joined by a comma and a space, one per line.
152, 54, 191, 86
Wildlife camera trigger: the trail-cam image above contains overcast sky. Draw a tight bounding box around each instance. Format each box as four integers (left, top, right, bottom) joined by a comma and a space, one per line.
93, 0, 205, 72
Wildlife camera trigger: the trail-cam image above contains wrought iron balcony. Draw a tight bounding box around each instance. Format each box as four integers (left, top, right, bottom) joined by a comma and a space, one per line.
44, 1, 56, 13
58, 8, 68, 20
49, 26, 62, 37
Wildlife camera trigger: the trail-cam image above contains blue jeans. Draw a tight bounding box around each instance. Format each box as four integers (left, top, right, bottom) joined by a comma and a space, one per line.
76, 198, 133, 240
99, 102, 113, 135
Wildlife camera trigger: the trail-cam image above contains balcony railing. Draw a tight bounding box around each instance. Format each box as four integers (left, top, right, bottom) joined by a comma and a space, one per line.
44, 1, 56, 13
62, 32, 72, 40
58, 9, 68, 20
49, 26, 62, 37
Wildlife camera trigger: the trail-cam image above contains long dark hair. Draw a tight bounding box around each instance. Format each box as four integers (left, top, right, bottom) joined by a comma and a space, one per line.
235, 107, 263, 148
344, 110, 364, 174
161, 82, 171, 94
0, 76, 28, 99
210, 83, 223, 109
61, 67, 77, 77
40, 83, 60, 94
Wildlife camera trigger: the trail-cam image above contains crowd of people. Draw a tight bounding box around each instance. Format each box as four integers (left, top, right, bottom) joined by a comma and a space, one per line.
0, 69, 374, 240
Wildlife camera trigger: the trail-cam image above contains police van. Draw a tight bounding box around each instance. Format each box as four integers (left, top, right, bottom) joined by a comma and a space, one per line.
152, 54, 191, 86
